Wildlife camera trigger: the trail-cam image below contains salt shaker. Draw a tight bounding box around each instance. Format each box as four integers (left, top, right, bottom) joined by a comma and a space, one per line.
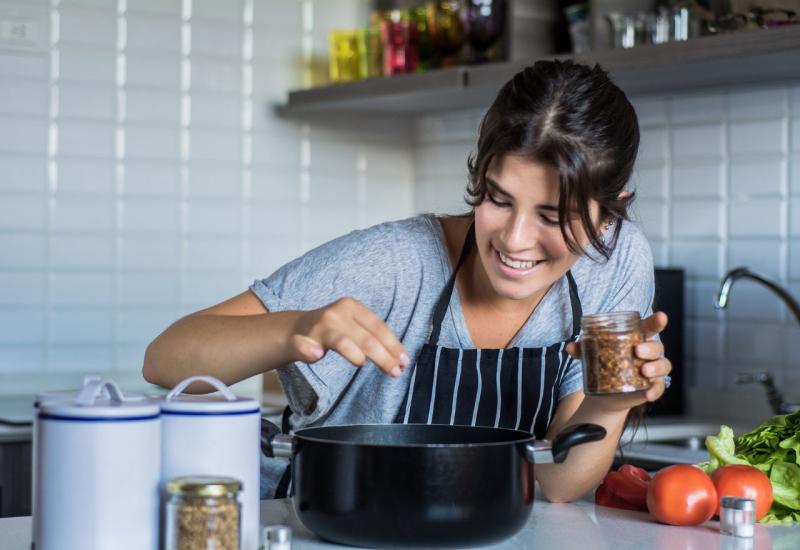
720, 496, 755, 538
264, 525, 292, 550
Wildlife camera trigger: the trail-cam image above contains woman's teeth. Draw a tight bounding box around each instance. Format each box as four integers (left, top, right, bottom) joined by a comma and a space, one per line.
498, 251, 537, 270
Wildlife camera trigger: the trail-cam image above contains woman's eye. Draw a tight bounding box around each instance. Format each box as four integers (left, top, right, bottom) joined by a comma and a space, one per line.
540, 215, 559, 226
488, 195, 510, 208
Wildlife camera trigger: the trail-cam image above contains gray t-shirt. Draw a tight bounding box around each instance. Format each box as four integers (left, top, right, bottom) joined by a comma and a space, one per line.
251, 214, 654, 497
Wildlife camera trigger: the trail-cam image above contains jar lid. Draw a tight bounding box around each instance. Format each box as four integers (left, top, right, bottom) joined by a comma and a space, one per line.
160, 375, 260, 416
36, 375, 147, 407
166, 476, 242, 497
39, 379, 160, 421
721, 496, 756, 511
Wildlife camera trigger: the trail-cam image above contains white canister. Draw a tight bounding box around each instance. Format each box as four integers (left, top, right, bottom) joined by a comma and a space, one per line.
161, 376, 261, 550
35, 379, 161, 550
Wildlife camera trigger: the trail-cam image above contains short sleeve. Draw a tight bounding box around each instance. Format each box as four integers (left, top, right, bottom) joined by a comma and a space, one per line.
249, 223, 401, 423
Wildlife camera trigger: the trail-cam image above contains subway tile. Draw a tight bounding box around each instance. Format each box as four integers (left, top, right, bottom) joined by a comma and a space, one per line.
190, 57, 242, 94
60, 0, 116, 9
186, 199, 242, 236
637, 128, 667, 163
248, 200, 302, 236
363, 143, 415, 179
724, 283, 785, 322
632, 166, 666, 200
59, 6, 116, 47
187, 164, 242, 198
52, 196, 115, 231
250, 167, 300, 201
415, 112, 480, 145
248, 236, 303, 280
127, 0, 181, 16
0, 52, 49, 79
251, 130, 302, 168
791, 84, 800, 114
116, 343, 149, 371
0, 272, 46, 306
308, 174, 359, 204
126, 52, 181, 89
47, 344, 113, 372
125, 89, 180, 125
631, 96, 667, 126
51, 271, 114, 306
118, 236, 180, 269
0, 195, 46, 230
792, 154, 800, 194
253, 0, 303, 30
59, 47, 115, 84
189, 129, 242, 163
181, 270, 243, 306
415, 142, 473, 177
126, 14, 180, 53
118, 271, 179, 306
50, 309, 114, 344
125, 125, 180, 161
0, 233, 47, 268
648, 240, 668, 268
0, 154, 47, 193
669, 93, 725, 124
728, 198, 783, 238
727, 239, 782, 279
250, 59, 301, 99
670, 199, 721, 239
730, 119, 786, 155
364, 178, 413, 216
116, 308, 177, 343
58, 83, 115, 120
57, 158, 115, 194
791, 198, 800, 237
123, 162, 180, 196
685, 280, 720, 320
120, 197, 180, 234
725, 321, 785, 365
671, 241, 721, 279
790, 240, 800, 279
50, 235, 114, 269
0, 346, 44, 374
0, 81, 48, 117
185, 238, 242, 270
672, 124, 723, 160
686, 320, 721, 363
307, 203, 359, 239
0, 309, 45, 344
672, 162, 722, 198
193, 0, 245, 23
729, 87, 788, 121
58, 121, 115, 157
792, 118, 800, 152
729, 157, 784, 196
0, 117, 48, 154
631, 199, 667, 240
190, 93, 243, 129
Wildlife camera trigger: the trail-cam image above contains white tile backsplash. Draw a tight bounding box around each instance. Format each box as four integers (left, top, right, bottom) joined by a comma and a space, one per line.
126, 52, 181, 89
51, 271, 114, 306
0, 272, 46, 306
50, 235, 114, 269
0, 154, 48, 193
58, 83, 116, 121
0, 81, 49, 117
186, 199, 242, 236
727, 239, 782, 279
729, 157, 785, 197
46, 344, 113, 373
670, 240, 721, 279
59, 47, 116, 85
58, 121, 116, 158
0, 310, 45, 344
126, 125, 181, 161
118, 236, 181, 270
49, 309, 114, 344
670, 199, 722, 239
728, 198, 784, 238
0, 195, 46, 230
52, 196, 115, 232
126, 14, 182, 53
118, 272, 180, 306
669, 92, 725, 124
0, 234, 47, 268
0, 117, 48, 154
730, 119, 786, 155
0, 52, 49, 80
120, 198, 180, 234
672, 162, 722, 198
123, 162, 180, 197
729, 88, 788, 121
59, 6, 116, 47
190, 129, 242, 163
672, 124, 723, 160
57, 159, 115, 194
125, 89, 181, 125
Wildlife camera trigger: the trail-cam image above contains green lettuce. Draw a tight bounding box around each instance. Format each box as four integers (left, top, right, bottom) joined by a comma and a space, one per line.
701, 409, 800, 524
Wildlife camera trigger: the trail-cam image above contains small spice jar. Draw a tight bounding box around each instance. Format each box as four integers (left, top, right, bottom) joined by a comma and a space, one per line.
164, 476, 242, 550
720, 496, 756, 538
580, 311, 651, 394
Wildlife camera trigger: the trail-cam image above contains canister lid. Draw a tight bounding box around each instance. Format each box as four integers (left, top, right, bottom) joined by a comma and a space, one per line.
39, 379, 159, 420
35, 375, 148, 407
160, 375, 260, 415
721, 496, 756, 511
166, 476, 242, 497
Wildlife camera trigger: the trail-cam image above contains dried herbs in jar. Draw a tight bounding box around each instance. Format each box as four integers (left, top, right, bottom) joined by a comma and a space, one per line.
580, 311, 651, 394
165, 476, 242, 550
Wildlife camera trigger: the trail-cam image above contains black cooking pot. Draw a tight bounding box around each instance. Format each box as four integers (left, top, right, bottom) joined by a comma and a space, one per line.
265, 423, 605, 548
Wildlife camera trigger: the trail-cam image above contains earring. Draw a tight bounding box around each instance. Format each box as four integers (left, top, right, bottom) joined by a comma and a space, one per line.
601, 219, 614, 243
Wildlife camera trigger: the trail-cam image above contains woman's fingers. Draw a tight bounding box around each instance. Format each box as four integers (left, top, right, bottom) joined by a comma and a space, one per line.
635, 340, 663, 361
352, 301, 410, 367
640, 311, 668, 339
565, 341, 581, 358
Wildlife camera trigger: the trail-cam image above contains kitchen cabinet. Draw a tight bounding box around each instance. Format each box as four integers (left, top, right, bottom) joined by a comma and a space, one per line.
0, 440, 31, 518
278, 25, 800, 116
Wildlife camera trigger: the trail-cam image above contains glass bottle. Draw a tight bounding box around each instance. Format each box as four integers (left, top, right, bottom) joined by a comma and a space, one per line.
165, 476, 242, 550
580, 311, 651, 394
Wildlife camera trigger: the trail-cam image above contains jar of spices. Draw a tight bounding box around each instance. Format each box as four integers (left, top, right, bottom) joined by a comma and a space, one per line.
165, 476, 242, 550
580, 311, 651, 394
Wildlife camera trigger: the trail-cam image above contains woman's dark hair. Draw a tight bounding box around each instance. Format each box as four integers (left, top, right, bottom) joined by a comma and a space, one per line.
466, 60, 639, 260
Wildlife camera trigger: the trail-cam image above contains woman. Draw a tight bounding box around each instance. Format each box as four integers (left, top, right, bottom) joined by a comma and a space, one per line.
143, 60, 671, 502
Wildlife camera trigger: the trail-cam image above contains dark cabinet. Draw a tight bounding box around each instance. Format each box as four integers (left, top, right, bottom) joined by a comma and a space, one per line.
0, 440, 32, 518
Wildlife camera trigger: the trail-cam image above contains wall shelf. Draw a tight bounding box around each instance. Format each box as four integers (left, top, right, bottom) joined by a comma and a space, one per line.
278, 25, 800, 116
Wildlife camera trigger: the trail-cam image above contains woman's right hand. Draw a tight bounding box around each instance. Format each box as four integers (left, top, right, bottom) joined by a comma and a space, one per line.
290, 297, 410, 377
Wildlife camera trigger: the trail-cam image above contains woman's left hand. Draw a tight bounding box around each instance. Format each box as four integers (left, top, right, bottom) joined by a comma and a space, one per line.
565, 311, 672, 410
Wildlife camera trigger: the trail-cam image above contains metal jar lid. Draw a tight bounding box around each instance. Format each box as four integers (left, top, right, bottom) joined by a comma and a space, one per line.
721, 496, 756, 511
166, 476, 242, 497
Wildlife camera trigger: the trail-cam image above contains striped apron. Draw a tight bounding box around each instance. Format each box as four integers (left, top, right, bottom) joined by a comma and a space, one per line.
394, 223, 582, 439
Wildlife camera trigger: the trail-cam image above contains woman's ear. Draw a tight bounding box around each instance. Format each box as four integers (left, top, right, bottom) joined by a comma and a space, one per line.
617, 190, 631, 200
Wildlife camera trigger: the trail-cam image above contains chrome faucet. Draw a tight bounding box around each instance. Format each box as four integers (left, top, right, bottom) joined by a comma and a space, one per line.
714, 267, 800, 415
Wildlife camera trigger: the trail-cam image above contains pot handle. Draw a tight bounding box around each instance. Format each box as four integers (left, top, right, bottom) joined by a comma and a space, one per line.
525, 423, 606, 464
262, 432, 295, 460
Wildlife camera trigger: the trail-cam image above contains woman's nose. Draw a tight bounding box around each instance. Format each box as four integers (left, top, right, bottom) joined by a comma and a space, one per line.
501, 213, 537, 251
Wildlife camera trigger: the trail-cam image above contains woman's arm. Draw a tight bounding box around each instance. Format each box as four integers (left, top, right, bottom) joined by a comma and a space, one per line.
535, 312, 671, 502
142, 291, 409, 391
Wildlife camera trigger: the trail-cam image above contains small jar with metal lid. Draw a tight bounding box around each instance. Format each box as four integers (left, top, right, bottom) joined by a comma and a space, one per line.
720, 496, 756, 538
164, 476, 242, 550
580, 311, 651, 394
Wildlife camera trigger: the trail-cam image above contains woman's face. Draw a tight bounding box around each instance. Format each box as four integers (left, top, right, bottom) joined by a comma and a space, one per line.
472, 154, 601, 305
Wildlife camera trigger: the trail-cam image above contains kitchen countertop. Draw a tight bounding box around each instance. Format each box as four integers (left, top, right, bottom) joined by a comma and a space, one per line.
2, 488, 797, 550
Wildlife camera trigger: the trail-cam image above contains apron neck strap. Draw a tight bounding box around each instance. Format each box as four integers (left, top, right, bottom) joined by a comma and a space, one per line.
428, 220, 583, 346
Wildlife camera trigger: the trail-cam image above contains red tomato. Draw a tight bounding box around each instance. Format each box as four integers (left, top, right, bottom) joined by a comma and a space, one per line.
646, 465, 718, 526
711, 464, 774, 520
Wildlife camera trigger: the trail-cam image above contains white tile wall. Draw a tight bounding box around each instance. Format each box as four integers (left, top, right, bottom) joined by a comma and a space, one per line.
0, 0, 409, 396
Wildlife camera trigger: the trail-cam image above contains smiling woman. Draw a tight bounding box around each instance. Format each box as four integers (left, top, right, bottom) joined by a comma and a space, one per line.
142, 59, 672, 504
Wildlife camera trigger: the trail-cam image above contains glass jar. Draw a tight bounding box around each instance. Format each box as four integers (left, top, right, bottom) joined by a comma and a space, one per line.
580, 311, 650, 394
164, 476, 242, 550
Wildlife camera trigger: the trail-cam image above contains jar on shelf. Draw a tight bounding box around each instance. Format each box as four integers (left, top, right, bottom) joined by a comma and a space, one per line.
165, 476, 242, 550
580, 311, 651, 394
